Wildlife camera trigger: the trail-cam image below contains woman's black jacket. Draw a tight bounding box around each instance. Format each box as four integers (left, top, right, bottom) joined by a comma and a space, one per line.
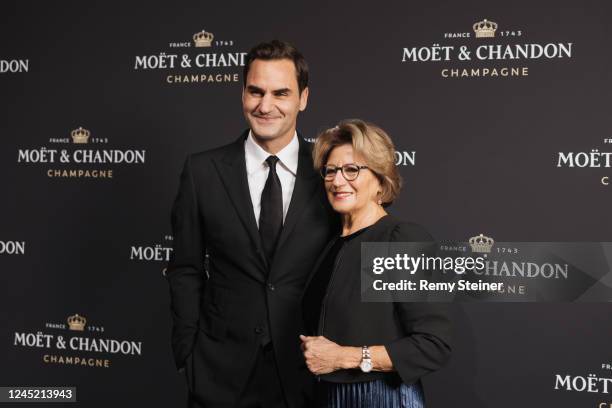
302, 215, 452, 385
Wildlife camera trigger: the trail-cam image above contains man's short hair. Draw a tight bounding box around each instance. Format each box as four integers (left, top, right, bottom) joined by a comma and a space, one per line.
243, 40, 309, 94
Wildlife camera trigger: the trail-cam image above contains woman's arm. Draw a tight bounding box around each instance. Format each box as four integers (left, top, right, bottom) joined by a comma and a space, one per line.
383, 222, 452, 384
336, 344, 395, 371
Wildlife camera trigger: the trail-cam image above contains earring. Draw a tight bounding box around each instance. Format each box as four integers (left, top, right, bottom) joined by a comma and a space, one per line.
377, 199, 382, 205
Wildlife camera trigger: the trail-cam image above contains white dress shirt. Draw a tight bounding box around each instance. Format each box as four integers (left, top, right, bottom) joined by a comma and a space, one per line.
245, 131, 299, 226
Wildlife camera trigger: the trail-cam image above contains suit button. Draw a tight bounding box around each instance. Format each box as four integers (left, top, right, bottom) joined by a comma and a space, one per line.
267, 283, 275, 291
254, 327, 263, 334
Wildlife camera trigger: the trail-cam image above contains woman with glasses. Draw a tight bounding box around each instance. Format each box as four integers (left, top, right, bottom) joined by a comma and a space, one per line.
300, 119, 452, 408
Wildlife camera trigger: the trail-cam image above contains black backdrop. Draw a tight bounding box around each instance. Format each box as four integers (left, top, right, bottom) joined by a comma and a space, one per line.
2, 1, 612, 407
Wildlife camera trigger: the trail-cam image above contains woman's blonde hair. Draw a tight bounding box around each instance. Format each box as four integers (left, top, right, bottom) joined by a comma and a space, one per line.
312, 119, 401, 206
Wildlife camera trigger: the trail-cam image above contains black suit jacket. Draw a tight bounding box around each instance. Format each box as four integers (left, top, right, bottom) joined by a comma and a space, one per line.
166, 130, 337, 408
302, 215, 452, 385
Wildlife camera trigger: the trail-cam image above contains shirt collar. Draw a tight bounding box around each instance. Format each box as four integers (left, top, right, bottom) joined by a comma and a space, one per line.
245, 130, 299, 176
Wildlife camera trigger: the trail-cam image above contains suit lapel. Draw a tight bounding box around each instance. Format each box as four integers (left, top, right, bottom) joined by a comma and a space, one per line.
213, 131, 269, 271
274, 136, 320, 255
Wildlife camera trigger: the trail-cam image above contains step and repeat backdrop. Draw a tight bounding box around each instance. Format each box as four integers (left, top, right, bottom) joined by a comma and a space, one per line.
1, 1, 611, 407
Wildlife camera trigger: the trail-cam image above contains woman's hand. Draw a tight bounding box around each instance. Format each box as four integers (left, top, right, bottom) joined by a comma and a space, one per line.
300, 335, 360, 375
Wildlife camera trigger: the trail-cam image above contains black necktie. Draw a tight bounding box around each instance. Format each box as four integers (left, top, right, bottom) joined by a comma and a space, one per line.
259, 156, 283, 263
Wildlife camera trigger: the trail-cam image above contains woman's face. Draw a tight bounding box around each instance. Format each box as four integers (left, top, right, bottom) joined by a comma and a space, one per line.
324, 144, 381, 216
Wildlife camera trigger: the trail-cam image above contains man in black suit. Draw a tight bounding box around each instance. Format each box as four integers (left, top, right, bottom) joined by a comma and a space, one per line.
166, 40, 336, 408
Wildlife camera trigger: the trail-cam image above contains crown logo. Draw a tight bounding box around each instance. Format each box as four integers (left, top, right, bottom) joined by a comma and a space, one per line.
473, 19, 498, 38
193, 30, 214, 47
67, 314, 87, 331
71, 127, 90, 144
469, 233, 495, 253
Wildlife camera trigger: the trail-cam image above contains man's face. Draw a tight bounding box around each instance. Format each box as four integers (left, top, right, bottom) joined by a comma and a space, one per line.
242, 59, 308, 142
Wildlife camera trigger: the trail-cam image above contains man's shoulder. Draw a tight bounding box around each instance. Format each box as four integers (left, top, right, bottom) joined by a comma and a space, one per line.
187, 136, 244, 165
190, 143, 234, 161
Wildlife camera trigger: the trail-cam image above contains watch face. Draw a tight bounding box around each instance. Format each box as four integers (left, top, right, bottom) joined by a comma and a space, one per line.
360, 359, 372, 373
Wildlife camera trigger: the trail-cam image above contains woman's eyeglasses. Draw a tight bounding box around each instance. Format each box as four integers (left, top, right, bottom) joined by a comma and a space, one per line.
320, 164, 369, 181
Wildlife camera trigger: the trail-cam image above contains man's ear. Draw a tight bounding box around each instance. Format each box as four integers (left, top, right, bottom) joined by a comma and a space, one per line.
299, 86, 309, 111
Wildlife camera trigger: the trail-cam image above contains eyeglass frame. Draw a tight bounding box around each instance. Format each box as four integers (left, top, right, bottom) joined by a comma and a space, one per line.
320, 163, 370, 181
